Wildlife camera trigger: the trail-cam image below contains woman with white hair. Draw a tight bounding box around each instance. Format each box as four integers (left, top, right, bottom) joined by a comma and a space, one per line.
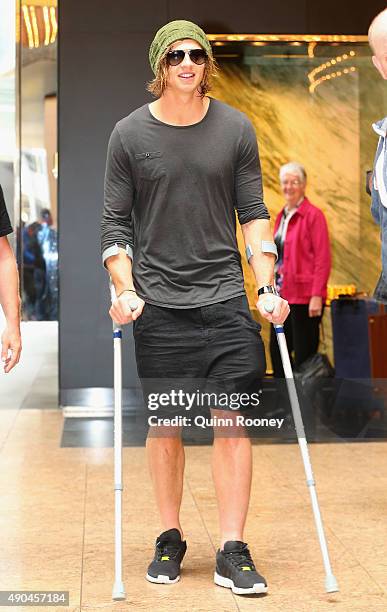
270, 162, 331, 376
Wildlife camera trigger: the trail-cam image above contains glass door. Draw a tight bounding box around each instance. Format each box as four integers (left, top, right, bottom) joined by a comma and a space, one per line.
20, 0, 58, 320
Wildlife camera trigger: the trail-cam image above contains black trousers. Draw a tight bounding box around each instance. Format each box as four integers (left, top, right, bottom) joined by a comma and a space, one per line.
270, 304, 323, 377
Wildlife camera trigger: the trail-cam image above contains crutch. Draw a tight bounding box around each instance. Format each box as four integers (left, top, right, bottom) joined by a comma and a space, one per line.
110, 280, 139, 600
265, 300, 339, 593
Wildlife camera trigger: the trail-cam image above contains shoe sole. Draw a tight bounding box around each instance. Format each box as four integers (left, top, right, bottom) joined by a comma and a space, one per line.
145, 561, 183, 585
146, 573, 180, 584
214, 571, 268, 595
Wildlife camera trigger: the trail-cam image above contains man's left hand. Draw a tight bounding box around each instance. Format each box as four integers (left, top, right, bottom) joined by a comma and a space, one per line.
256, 294, 290, 324
1, 324, 22, 373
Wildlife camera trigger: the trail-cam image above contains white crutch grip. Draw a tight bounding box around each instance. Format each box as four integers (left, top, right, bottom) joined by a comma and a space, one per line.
263, 298, 275, 314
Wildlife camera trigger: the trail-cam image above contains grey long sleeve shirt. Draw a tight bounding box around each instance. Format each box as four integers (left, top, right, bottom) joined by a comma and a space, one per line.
101, 97, 269, 308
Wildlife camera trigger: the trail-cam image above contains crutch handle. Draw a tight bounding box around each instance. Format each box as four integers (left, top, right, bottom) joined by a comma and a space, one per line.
263, 298, 275, 314
262, 298, 283, 330
109, 279, 117, 304
128, 299, 139, 312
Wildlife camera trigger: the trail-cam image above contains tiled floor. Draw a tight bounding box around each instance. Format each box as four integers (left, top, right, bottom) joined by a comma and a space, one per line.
1, 323, 387, 611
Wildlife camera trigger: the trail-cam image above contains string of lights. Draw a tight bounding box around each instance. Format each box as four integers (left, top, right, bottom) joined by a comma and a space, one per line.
30, 6, 39, 48
22, 5, 34, 49
43, 6, 51, 46
50, 6, 57, 44
308, 42, 317, 58
208, 34, 367, 43
309, 66, 357, 93
22, 3, 58, 48
308, 50, 357, 93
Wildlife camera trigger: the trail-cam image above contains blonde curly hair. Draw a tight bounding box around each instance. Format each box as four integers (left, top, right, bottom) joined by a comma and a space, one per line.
147, 44, 218, 98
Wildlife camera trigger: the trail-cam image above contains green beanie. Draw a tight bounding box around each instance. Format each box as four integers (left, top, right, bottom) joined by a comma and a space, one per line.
149, 19, 213, 75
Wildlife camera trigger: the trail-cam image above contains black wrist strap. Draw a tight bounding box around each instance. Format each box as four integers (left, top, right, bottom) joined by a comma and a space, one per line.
117, 289, 137, 298
257, 285, 278, 297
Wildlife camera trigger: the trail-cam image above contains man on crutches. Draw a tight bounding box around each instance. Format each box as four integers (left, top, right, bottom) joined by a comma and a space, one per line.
101, 19, 290, 596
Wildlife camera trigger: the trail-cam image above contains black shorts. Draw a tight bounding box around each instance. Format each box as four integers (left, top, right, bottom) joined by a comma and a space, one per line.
133, 294, 266, 416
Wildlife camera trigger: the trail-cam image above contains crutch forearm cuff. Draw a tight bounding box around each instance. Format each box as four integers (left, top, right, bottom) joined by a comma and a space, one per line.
261, 240, 278, 261
102, 243, 133, 268
245, 241, 278, 262
246, 244, 254, 261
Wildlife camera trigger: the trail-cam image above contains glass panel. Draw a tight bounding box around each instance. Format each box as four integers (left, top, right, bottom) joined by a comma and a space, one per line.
20, 0, 58, 321
0, 0, 17, 248
212, 40, 386, 365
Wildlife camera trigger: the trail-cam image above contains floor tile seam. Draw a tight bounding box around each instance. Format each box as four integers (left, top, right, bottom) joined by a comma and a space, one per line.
255, 445, 381, 581
6, 357, 46, 410
6, 407, 64, 449
184, 476, 216, 552
184, 476, 241, 612
21, 351, 54, 398
19, 378, 58, 409
0, 407, 22, 454
325, 527, 386, 595
79, 462, 88, 609
20, 357, 59, 406
258, 444, 315, 504
258, 443, 357, 508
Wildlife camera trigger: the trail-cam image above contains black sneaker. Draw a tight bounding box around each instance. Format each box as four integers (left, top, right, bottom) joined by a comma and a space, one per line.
146, 528, 187, 584
214, 541, 268, 595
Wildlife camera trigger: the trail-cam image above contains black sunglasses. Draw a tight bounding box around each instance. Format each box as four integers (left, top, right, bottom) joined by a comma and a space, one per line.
166, 49, 207, 66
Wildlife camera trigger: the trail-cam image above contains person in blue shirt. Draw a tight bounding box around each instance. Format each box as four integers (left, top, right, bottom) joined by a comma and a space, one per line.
368, 9, 387, 303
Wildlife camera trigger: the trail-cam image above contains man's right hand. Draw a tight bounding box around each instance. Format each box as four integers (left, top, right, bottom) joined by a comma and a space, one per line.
109, 291, 145, 325
1, 323, 22, 373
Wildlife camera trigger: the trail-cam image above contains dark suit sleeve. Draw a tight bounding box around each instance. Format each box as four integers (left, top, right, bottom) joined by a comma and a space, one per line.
0, 185, 13, 237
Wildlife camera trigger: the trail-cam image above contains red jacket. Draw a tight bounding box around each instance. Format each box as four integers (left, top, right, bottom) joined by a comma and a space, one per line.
274, 197, 331, 303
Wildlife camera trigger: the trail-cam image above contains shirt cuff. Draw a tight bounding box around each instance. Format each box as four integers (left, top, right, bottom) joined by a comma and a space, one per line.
102, 243, 133, 268
0, 226, 13, 238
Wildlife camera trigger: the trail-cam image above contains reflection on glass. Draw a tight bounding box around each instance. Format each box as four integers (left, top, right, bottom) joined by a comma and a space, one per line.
213, 40, 386, 298
20, 0, 58, 320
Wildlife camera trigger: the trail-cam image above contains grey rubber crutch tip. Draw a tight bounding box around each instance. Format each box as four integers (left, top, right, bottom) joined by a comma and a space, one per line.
112, 581, 126, 600
325, 574, 339, 593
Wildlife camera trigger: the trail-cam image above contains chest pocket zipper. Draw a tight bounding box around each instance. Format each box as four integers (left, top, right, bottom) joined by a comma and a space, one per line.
134, 151, 165, 182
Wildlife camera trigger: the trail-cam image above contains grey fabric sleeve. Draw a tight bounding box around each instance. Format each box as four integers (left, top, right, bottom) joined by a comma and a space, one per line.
234, 116, 270, 225
101, 125, 134, 263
